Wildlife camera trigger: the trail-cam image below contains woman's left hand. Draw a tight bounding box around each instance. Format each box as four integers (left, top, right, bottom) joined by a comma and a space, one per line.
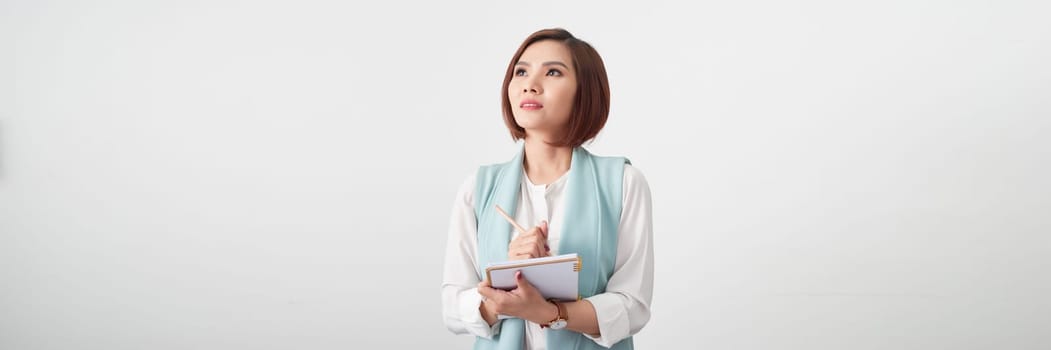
477, 271, 557, 324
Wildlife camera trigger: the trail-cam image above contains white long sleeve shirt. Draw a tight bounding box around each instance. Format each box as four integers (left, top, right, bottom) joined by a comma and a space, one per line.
441, 164, 654, 349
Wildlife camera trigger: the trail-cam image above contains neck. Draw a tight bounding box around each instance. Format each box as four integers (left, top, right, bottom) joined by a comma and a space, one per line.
522, 137, 573, 185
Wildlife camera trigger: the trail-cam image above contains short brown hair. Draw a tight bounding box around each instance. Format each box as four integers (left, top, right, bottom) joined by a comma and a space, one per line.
501, 28, 610, 147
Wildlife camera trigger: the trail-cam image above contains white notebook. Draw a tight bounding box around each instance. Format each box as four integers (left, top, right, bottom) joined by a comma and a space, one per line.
485, 253, 581, 319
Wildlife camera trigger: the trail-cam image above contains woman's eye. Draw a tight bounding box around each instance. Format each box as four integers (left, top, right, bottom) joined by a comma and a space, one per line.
515, 69, 527, 76
546, 69, 562, 76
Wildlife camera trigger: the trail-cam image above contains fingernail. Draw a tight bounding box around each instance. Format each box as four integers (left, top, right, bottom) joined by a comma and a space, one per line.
516, 271, 522, 279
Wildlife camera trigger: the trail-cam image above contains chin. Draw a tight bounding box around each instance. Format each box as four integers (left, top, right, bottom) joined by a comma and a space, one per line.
513, 116, 542, 129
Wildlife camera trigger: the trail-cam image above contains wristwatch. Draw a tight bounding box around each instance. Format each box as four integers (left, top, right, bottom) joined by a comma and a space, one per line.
543, 299, 568, 330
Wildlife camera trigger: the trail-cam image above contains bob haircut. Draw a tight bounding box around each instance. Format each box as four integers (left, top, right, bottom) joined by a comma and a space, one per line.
501, 28, 610, 147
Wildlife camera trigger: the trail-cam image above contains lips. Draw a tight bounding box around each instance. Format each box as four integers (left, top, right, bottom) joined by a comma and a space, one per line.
520, 99, 543, 110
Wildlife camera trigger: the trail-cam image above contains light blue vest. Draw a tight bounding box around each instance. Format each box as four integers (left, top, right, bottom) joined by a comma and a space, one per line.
473, 146, 634, 350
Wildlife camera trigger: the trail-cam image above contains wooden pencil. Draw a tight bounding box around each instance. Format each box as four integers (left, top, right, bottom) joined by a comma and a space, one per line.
494, 205, 528, 235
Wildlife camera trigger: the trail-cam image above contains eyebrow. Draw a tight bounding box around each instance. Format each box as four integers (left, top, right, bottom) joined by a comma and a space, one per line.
515, 61, 570, 69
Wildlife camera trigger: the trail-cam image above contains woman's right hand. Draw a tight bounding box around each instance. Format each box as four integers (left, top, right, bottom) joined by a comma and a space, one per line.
507, 220, 550, 260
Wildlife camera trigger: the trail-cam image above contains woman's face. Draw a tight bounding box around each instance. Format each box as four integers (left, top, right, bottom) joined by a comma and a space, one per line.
508, 40, 577, 139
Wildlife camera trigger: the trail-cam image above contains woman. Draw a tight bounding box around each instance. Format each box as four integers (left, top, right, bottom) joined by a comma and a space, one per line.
441, 28, 654, 350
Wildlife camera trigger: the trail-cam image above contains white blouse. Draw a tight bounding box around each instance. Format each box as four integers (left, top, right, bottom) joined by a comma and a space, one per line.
441, 164, 654, 349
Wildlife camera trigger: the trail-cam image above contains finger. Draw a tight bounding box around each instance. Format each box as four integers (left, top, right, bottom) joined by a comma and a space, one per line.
518, 239, 539, 254
514, 231, 543, 248
512, 242, 544, 259
478, 284, 495, 300
526, 226, 542, 238
528, 245, 542, 259
479, 283, 511, 299
538, 221, 550, 251
538, 238, 550, 254
531, 239, 548, 256
509, 243, 535, 259
514, 270, 537, 294
510, 235, 537, 250
521, 236, 538, 248
515, 270, 529, 288
511, 237, 545, 259
508, 242, 531, 259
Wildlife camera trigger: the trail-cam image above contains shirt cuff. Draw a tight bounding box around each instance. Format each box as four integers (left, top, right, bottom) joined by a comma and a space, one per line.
458, 288, 501, 339
582, 293, 630, 348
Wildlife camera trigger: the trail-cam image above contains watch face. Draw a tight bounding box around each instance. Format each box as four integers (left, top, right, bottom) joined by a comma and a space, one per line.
549, 319, 568, 330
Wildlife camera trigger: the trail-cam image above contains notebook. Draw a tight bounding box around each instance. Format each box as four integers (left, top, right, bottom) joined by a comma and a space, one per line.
485, 253, 581, 319
485, 252, 580, 298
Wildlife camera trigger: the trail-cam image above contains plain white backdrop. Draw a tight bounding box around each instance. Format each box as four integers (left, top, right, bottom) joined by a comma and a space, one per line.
2, 0, 1049, 349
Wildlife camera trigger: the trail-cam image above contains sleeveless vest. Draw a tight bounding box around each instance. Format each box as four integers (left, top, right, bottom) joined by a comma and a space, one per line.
472, 146, 634, 350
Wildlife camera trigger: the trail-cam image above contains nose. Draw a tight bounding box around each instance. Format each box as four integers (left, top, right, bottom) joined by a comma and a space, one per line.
522, 76, 542, 95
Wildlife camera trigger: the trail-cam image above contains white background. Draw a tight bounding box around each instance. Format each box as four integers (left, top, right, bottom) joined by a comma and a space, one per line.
2, 0, 1049, 349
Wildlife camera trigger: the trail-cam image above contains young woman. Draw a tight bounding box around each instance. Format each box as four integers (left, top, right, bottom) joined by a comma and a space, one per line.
441, 28, 654, 350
